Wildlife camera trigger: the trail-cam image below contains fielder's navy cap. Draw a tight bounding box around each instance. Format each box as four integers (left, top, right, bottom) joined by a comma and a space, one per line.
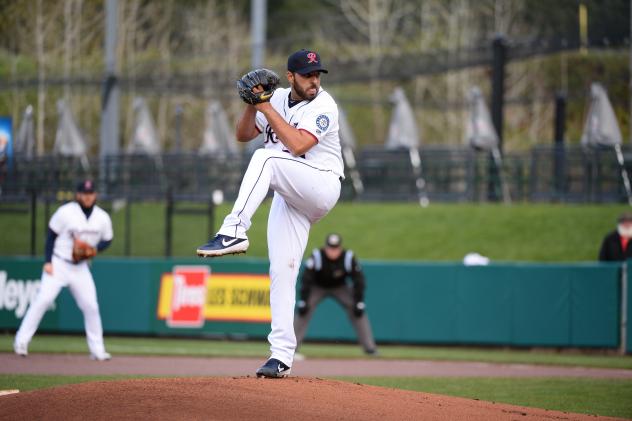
76, 179, 96, 193
287, 49, 328, 75
325, 233, 342, 248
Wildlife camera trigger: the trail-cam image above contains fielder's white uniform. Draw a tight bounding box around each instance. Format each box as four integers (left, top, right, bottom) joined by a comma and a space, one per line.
217, 87, 343, 367
15, 202, 113, 357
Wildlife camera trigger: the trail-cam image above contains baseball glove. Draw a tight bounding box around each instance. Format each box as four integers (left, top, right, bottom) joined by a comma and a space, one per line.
237, 68, 280, 105
72, 239, 97, 263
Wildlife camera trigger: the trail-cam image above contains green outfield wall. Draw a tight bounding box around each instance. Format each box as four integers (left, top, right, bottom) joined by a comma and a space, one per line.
0, 257, 626, 351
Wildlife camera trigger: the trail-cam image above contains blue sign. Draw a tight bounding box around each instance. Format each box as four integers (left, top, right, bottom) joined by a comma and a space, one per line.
0, 116, 13, 167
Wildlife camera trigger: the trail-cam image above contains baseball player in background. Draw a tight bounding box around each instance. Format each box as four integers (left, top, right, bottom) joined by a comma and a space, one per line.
197, 49, 343, 378
14, 180, 113, 360
295, 233, 377, 356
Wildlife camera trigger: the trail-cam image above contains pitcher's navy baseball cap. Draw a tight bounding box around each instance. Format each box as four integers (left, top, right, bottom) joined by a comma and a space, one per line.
76, 179, 96, 193
325, 233, 342, 248
287, 49, 328, 75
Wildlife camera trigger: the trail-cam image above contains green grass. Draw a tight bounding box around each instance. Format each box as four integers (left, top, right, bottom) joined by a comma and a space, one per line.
2, 334, 631, 369
338, 377, 632, 419
0, 202, 628, 262
0, 374, 145, 392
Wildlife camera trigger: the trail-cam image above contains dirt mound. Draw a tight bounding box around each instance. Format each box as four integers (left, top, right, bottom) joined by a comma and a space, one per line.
0, 377, 621, 421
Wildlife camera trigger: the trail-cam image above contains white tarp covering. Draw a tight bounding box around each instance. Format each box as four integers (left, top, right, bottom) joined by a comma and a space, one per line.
581, 82, 623, 147
200, 101, 238, 156
15, 105, 35, 158
466, 86, 498, 150
465, 86, 510, 204
581, 82, 631, 205
339, 107, 357, 149
385, 87, 420, 149
53, 100, 89, 169
127, 97, 161, 155
385, 87, 428, 206
338, 107, 363, 195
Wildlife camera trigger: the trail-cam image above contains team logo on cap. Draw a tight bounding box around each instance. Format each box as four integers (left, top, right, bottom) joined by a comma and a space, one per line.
307, 52, 318, 63
316, 114, 329, 131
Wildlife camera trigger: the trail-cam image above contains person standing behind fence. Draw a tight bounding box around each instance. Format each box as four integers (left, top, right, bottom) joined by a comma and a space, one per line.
294, 233, 377, 355
599, 212, 632, 261
14, 180, 113, 360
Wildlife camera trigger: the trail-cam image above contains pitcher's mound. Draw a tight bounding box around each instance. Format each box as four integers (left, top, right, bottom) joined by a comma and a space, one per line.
0, 377, 618, 420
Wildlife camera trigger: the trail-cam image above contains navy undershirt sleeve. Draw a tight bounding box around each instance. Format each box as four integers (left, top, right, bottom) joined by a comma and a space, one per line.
97, 239, 112, 252
45, 228, 58, 263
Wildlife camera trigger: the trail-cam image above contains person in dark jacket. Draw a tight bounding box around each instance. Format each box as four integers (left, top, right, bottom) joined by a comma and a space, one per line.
599, 212, 632, 261
294, 233, 377, 355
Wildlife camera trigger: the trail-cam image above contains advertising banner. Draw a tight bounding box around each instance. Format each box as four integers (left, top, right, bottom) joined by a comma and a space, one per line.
157, 266, 271, 327
0, 116, 13, 169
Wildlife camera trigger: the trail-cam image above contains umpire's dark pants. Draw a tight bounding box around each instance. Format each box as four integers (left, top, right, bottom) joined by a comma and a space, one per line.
294, 284, 377, 353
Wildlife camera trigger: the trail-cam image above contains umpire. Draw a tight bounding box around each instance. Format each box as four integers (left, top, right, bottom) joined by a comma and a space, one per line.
294, 233, 377, 355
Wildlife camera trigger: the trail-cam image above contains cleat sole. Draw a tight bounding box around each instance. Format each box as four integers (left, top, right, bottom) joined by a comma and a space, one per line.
196, 250, 247, 258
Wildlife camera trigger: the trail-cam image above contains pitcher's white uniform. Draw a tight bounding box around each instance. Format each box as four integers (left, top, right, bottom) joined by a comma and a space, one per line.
217, 87, 343, 367
15, 201, 113, 357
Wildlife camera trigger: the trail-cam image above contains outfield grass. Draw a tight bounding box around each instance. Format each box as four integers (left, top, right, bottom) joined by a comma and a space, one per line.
0, 202, 627, 261
338, 377, 632, 419
2, 334, 631, 369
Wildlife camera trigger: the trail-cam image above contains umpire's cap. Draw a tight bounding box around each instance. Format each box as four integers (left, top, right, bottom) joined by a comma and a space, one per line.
287, 49, 328, 75
76, 179, 96, 193
325, 233, 342, 248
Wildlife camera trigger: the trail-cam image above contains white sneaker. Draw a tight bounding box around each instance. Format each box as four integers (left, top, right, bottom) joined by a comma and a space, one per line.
13, 341, 28, 357
90, 351, 112, 361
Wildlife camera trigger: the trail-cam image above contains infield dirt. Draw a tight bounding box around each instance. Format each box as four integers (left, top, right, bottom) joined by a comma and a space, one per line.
0, 377, 625, 421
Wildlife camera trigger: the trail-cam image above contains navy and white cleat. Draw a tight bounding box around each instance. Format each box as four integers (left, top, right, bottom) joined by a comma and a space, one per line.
196, 234, 249, 257
256, 358, 291, 378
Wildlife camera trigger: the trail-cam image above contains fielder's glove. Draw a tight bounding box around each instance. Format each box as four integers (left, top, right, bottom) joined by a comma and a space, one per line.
72, 239, 97, 263
353, 301, 366, 317
237, 68, 280, 105
297, 300, 309, 316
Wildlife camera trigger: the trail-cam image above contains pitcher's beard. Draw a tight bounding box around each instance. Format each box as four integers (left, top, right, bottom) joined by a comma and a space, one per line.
293, 83, 318, 101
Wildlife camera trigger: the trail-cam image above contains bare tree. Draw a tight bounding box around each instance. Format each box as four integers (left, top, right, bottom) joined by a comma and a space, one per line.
340, 0, 416, 144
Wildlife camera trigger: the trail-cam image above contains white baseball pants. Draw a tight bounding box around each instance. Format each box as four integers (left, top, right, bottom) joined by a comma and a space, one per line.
218, 149, 341, 366
15, 256, 107, 356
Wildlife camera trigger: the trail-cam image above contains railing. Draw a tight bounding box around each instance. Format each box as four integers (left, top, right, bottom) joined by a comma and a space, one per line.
1, 145, 631, 204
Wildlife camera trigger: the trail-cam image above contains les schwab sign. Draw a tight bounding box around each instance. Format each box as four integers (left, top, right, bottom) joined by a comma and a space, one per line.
157, 266, 271, 328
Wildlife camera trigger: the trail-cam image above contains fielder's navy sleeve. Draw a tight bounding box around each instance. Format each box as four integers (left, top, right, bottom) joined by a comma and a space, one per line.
97, 239, 112, 252
45, 228, 58, 263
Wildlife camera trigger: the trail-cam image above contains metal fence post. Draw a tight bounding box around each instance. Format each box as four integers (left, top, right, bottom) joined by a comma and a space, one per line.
554, 92, 567, 198
208, 200, 215, 238
30, 189, 37, 256
621, 261, 628, 355
125, 197, 131, 257
165, 190, 173, 258
489, 35, 507, 202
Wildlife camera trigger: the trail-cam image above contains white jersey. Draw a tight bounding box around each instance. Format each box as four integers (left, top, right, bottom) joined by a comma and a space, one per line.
255, 87, 344, 178
49, 202, 113, 263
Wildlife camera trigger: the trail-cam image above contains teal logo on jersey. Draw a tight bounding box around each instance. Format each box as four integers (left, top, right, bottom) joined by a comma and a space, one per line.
316, 114, 329, 131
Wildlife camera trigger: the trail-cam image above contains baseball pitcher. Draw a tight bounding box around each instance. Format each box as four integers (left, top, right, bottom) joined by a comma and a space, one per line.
14, 180, 113, 360
197, 49, 343, 378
